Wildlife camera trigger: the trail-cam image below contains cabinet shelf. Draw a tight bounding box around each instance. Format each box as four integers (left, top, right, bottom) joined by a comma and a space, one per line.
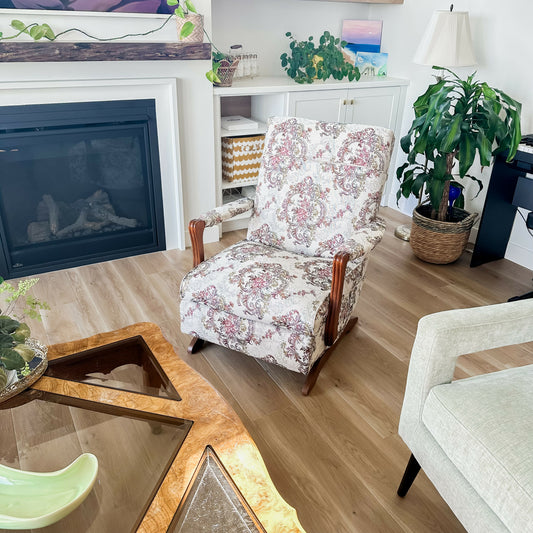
222, 178, 258, 190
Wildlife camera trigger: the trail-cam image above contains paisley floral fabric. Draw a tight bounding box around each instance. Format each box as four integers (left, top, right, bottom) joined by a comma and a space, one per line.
247, 116, 394, 258
181, 116, 395, 375
199, 198, 254, 228
180, 240, 366, 374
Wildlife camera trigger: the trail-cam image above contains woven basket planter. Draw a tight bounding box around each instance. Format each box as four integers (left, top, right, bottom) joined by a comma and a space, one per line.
213, 59, 240, 87
175, 13, 204, 43
410, 205, 478, 264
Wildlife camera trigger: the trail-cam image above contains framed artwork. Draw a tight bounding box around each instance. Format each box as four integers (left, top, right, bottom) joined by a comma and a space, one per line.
0, 1, 174, 14
341, 19, 383, 65
355, 52, 388, 77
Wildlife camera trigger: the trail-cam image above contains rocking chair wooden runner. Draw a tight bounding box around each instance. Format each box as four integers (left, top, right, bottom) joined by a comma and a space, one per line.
179, 116, 395, 395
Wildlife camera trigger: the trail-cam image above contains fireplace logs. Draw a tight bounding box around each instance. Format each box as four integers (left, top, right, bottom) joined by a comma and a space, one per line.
27, 190, 138, 244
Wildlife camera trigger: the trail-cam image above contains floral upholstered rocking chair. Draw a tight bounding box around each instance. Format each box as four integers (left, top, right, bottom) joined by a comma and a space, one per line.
180, 116, 395, 395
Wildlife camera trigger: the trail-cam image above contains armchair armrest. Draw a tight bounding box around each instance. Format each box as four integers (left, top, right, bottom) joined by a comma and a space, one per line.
321, 216, 386, 346
347, 216, 387, 262
399, 299, 533, 440
198, 197, 255, 228
189, 198, 255, 267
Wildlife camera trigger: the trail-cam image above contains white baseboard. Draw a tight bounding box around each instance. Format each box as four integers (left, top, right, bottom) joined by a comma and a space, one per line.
505, 242, 533, 271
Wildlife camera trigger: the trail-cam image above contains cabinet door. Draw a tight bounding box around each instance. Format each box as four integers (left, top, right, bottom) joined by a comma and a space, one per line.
287, 90, 348, 123
346, 86, 399, 129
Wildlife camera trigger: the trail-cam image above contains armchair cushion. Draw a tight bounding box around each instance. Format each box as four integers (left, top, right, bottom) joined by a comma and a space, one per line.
422, 364, 533, 533
180, 240, 367, 374
247, 117, 394, 259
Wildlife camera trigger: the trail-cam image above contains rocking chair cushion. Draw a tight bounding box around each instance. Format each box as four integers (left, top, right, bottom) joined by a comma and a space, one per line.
180, 240, 366, 336
247, 117, 395, 258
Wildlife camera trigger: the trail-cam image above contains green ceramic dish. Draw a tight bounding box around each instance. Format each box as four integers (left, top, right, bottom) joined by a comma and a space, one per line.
0, 453, 98, 530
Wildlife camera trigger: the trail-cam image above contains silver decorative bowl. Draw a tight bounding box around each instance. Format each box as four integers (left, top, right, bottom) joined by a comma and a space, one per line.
0, 339, 48, 404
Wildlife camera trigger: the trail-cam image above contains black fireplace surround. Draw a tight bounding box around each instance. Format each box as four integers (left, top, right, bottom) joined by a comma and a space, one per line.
0, 99, 165, 279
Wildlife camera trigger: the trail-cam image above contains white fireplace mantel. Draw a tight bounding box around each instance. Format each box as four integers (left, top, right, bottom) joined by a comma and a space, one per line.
0, 76, 185, 249
0, 0, 219, 252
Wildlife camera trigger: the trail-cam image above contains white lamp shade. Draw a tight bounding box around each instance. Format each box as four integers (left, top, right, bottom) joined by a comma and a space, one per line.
414, 10, 476, 67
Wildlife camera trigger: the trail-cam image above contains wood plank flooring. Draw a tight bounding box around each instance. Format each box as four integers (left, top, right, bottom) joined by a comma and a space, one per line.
24, 207, 533, 533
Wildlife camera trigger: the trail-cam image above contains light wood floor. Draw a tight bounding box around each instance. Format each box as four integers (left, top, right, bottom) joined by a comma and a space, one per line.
27, 207, 533, 533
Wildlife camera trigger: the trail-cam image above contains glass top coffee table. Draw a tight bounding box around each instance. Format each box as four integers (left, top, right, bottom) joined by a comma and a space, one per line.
0, 323, 304, 533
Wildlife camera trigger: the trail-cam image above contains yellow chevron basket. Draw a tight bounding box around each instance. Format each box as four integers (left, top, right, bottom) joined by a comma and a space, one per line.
221, 134, 265, 183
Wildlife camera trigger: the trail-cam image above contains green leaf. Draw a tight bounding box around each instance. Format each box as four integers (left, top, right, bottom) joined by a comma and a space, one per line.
41, 23, 55, 40
427, 176, 447, 213
0, 316, 20, 335
185, 0, 197, 13
167, 0, 178, 4
458, 134, 476, 178
411, 172, 428, 198
0, 333, 15, 350
29, 25, 46, 41
205, 70, 220, 83
179, 20, 194, 39
477, 135, 492, 167
10, 19, 27, 32
396, 162, 409, 180
439, 114, 463, 153
0, 348, 25, 371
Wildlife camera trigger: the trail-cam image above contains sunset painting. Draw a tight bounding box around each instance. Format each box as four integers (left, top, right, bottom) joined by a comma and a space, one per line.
341, 19, 383, 66
0, 0, 174, 14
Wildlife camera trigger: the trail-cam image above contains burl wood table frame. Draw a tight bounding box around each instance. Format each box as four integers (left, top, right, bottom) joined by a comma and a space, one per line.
17, 322, 304, 533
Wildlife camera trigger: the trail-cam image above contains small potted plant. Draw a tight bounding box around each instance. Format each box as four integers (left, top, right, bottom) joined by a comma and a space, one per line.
167, 0, 203, 42
396, 67, 522, 264
280, 31, 360, 84
0, 277, 49, 403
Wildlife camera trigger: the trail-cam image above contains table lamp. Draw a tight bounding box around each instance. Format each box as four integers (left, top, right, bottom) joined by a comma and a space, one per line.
395, 4, 477, 242
414, 5, 476, 67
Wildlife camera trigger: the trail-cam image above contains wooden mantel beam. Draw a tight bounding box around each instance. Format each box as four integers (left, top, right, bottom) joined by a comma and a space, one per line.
0, 41, 211, 62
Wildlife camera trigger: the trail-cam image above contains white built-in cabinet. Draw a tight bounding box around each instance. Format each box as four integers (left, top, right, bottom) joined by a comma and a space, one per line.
213, 76, 409, 233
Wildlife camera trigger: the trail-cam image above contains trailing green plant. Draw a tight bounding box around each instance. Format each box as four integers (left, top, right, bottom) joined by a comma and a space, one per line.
0, 0, 223, 84
280, 31, 360, 84
0, 277, 49, 389
396, 67, 522, 221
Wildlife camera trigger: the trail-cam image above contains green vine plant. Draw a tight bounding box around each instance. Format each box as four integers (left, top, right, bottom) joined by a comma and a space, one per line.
280, 31, 360, 84
0, 0, 221, 83
0, 277, 49, 389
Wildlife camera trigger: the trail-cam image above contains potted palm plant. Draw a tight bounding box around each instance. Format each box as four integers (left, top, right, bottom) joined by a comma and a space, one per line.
396, 67, 522, 264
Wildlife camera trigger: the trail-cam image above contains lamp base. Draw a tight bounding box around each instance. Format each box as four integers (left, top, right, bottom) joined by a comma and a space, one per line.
394, 224, 411, 241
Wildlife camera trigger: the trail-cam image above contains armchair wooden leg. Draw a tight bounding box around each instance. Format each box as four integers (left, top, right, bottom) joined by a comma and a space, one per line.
301, 317, 358, 396
397, 454, 421, 497
187, 335, 205, 354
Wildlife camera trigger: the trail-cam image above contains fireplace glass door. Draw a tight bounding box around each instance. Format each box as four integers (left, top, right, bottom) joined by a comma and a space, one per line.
0, 100, 165, 279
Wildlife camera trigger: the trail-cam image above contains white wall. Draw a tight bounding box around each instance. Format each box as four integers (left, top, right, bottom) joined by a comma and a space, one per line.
212, 0, 371, 76
214, 0, 533, 269
369, 0, 533, 269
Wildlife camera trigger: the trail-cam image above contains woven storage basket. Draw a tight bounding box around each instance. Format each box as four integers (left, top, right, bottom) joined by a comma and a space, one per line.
222, 134, 265, 182
410, 205, 478, 264
175, 13, 204, 43
213, 59, 240, 87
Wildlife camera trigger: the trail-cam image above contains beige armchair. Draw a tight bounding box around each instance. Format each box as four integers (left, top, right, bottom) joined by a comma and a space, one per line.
397, 299, 533, 533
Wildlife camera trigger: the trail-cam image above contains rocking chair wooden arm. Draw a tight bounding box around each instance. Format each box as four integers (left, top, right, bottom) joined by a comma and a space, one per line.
189, 219, 206, 267
188, 197, 255, 267
324, 251, 351, 346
